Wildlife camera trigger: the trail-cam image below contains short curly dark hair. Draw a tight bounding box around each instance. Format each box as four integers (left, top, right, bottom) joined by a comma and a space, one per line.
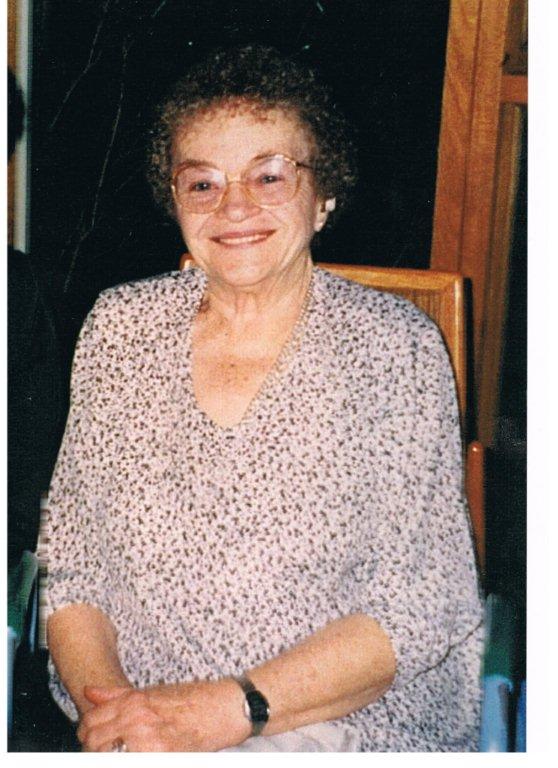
147, 44, 357, 223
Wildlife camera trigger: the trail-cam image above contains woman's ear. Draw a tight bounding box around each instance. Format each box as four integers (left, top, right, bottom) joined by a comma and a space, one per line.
314, 198, 336, 232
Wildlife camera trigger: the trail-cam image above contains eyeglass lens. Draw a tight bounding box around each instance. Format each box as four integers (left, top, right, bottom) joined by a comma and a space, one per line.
173, 155, 299, 212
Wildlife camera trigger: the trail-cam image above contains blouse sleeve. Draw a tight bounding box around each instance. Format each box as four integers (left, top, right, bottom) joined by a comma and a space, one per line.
45, 294, 115, 624
357, 322, 483, 690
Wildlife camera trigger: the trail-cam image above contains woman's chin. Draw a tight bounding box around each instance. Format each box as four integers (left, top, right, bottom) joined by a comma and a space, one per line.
199, 246, 311, 290
205, 253, 284, 288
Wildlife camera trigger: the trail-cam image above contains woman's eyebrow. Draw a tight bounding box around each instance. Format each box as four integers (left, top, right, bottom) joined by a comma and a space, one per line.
179, 153, 281, 167
253, 151, 312, 164
174, 158, 219, 169
173, 153, 284, 175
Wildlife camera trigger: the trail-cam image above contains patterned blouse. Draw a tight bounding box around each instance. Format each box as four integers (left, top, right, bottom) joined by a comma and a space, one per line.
46, 266, 484, 751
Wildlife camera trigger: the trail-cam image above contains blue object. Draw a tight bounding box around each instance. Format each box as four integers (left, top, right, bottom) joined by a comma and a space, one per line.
479, 594, 517, 752
515, 679, 526, 752
480, 673, 512, 751
7, 627, 18, 736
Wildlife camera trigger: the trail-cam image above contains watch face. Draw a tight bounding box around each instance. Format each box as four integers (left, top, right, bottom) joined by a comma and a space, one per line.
246, 689, 270, 724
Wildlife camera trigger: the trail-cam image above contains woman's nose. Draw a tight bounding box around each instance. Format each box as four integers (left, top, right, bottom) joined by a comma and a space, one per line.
216, 180, 260, 220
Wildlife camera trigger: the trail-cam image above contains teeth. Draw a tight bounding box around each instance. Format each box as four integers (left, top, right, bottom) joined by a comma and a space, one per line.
217, 234, 268, 245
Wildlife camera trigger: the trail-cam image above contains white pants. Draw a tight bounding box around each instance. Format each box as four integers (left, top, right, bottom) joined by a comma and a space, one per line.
221, 722, 360, 752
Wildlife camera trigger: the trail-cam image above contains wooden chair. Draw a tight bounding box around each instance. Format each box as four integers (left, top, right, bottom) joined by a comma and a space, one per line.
317, 263, 485, 575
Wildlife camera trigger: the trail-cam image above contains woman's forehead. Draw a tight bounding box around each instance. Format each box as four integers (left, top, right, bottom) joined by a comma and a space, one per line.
171, 105, 315, 166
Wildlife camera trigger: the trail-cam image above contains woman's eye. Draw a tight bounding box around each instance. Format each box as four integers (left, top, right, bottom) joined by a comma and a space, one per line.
189, 180, 213, 193
257, 174, 284, 185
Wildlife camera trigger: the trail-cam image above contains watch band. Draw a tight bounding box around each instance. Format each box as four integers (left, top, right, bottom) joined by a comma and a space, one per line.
234, 674, 270, 736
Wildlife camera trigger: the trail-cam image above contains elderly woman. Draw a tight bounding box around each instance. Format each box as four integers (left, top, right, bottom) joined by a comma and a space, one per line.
46, 45, 483, 752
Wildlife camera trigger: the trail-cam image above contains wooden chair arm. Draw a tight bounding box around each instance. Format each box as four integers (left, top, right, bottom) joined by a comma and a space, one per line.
466, 440, 485, 576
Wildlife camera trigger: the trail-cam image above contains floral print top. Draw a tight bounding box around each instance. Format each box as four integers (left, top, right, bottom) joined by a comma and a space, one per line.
46, 266, 483, 751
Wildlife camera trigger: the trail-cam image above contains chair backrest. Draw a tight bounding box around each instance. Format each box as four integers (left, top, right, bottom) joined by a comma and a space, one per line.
318, 263, 467, 424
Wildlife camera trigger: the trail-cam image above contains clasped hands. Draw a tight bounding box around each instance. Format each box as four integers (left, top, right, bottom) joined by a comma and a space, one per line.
77, 678, 250, 752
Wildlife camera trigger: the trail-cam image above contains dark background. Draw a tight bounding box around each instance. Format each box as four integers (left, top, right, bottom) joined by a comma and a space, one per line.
10, 0, 525, 751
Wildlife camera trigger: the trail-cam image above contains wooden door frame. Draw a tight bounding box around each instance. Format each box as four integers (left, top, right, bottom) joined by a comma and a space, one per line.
431, 0, 527, 445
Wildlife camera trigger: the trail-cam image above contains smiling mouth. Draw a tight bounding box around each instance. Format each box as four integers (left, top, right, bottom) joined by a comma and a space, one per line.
210, 230, 275, 247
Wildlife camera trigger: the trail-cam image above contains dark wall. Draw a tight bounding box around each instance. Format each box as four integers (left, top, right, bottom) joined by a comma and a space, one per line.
30, 0, 450, 375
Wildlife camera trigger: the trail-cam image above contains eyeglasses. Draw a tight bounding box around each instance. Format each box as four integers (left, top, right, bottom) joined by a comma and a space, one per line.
171, 153, 314, 213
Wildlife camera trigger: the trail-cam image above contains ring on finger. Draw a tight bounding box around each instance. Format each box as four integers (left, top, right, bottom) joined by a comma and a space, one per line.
111, 737, 128, 752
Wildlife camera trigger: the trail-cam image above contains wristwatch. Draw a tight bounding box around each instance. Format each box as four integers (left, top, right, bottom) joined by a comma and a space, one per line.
234, 674, 270, 737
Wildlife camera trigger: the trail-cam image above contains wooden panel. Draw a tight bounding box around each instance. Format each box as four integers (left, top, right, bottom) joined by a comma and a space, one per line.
501, 74, 527, 105
8, 0, 18, 70
318, 263, 466, 423
431, 0, 482, 271
477, 104, 524, 446
432, 0, 520, 444
457, 0, 511, 372
504, 0, 528, 75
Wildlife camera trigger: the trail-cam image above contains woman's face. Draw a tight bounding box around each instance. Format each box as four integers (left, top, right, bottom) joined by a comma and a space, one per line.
171, 106, 328, 289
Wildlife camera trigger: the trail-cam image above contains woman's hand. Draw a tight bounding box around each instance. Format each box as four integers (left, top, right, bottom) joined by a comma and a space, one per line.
77, 678, 250, 752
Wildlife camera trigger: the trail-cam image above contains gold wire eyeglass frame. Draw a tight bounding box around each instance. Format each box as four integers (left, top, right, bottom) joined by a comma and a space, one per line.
170, 153, 314, 213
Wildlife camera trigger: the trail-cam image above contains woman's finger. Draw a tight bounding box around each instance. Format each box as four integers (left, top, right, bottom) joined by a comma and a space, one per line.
78, 698, 126, 743
79, 701, 119, 734
79, 721, 121, 752
79, 693, 164, 751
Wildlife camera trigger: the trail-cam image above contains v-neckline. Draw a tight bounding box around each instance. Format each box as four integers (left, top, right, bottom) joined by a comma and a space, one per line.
181, 267, 316, 434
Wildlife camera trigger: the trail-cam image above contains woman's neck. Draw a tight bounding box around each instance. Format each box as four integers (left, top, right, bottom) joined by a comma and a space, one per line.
200, 256, 313, 328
